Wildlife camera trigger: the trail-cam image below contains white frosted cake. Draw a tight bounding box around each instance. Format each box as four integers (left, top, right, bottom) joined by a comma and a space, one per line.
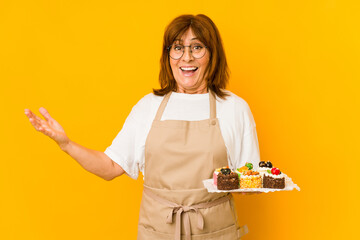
263, 167, 285, 189
258, 161, 273, 177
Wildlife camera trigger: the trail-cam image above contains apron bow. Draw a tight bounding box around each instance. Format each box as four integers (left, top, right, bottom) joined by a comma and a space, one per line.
166, 205, 204, 240
144, 187, 231, 240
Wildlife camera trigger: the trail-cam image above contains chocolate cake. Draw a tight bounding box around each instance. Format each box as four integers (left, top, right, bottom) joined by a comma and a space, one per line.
217, 168, 239, 190
263, 168, 285, 189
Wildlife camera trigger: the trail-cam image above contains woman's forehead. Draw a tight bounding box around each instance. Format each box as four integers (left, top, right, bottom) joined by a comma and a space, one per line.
174, 28, 201, 42
174, 37, 200, 43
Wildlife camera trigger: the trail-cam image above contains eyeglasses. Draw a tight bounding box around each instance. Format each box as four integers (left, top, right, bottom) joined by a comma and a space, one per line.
167, 43, 207, 60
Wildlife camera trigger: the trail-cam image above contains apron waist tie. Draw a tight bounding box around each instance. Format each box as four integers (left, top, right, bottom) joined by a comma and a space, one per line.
143, 187, 231, 240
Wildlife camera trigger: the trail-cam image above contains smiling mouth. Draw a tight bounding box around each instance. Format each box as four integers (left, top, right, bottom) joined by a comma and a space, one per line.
180, 67, 198, 77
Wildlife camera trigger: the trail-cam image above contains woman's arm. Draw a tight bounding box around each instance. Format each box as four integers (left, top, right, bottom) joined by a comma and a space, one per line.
60, 141, 125, 180
25, 107, 124, 180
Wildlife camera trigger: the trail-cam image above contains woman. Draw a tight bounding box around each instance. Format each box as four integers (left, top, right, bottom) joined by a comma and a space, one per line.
25, 14, 260, 239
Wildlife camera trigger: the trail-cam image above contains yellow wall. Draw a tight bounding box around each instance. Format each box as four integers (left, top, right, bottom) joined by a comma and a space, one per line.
1, 1, 359, 239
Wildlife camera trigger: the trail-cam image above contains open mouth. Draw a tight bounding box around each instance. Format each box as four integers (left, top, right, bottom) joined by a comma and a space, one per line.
180, 66, 198, 77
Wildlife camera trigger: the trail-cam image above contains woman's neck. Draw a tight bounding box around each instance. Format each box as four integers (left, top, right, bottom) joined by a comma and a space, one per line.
176, 85, 208, 94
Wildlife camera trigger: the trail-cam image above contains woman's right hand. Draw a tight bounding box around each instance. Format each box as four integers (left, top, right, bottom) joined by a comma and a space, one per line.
25, 107, 124, 180
25, 107, 70, 150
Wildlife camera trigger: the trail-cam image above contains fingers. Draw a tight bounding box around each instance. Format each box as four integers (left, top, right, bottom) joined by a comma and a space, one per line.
25, 109, 58, 140
240, 192, 261, 195
25, 109, 40, 123
24, 109, 34, 119
27, 114, 41, 131
38, 124, 53, 138
24, 109, 47, 131
25, 109, 36, 125
39, 107, 52, 121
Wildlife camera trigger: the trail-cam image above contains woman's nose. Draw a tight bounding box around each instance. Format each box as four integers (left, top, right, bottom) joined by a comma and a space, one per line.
182, 47, 194, 61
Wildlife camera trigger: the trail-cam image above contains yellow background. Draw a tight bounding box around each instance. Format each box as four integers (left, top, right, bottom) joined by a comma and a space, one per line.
1, 0, 359, 239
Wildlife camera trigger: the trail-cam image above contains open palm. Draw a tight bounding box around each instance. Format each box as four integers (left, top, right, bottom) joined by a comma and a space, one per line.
24, 107, 70, 148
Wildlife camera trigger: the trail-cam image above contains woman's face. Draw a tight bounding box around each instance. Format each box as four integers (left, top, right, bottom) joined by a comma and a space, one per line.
170, 28, 210, 94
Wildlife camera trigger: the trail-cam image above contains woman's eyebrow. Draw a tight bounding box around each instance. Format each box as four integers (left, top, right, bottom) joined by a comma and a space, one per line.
174, 38, 199, 42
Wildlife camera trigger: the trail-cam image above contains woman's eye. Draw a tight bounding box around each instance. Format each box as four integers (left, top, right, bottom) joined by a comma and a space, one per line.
193, 45, 203, 50
174, 45, 183, 51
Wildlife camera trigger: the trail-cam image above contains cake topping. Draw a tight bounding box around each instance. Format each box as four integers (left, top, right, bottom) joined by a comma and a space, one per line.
270, 167, 281, 175
265, 161, 273, 168
237, 163, 253, 173
259, 161, 267, 168
237, 166, 249, 173
260, 161, 273, 168
245, 162, 253, 170
220, 168, 231, 175
243, 170, 260, 176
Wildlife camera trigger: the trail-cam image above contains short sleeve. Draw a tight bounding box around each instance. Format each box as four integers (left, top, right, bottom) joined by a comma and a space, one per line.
239, 102, 260, 167
104, 116, 140, 179
104, 95, 153, 180
230, 94, 260, 169
239, 124, 260, 168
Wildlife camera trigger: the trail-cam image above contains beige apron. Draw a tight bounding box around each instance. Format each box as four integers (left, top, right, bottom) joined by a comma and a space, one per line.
137, 91, 248, 240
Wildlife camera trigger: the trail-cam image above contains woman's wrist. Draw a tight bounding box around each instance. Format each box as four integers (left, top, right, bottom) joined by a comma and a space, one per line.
59, 139, 71, 152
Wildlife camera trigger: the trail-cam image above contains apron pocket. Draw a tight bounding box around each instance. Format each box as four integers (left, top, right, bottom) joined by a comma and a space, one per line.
138, 224, 240, 240
191, 224, 239, 240
192, 199, 237, 234
137, 224, 174, 240
137, 225, 240, 240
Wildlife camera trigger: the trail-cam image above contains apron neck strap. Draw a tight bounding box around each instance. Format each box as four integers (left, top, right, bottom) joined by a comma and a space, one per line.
209, 90, 216, 119
154, 91, 172, 121
154, 90, 217, 121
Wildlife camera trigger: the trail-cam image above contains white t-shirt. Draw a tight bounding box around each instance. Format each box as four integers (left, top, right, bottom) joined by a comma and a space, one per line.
104, 90, 260, 180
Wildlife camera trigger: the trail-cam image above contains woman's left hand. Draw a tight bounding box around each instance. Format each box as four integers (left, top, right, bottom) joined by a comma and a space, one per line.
232, 192, 262, 195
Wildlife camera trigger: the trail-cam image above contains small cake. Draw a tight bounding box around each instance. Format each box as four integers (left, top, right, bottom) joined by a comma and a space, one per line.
213, 167, 222, 185
240, 170, 262, 189
263, 167, 285, 189
217, 167, 239, 190
258, 161, 273, 177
